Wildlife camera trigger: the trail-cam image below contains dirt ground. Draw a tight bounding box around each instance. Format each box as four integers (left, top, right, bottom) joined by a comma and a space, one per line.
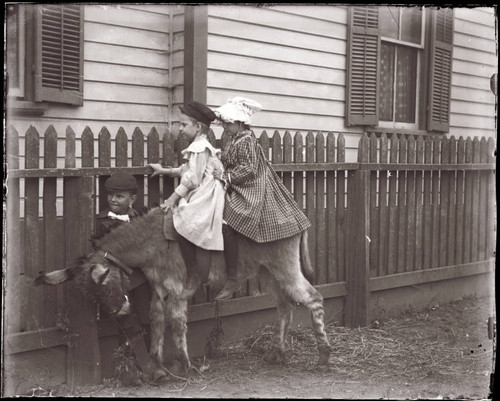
28, 295, 495, 399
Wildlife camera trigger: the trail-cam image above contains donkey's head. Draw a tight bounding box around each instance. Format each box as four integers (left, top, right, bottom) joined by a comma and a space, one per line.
35, 253, 132, 317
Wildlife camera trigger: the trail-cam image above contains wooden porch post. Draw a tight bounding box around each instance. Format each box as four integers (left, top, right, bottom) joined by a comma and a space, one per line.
345, 133, 371, 327
184, 5, 208, 104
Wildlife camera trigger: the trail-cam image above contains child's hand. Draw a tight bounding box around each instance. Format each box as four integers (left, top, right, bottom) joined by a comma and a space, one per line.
213, 165, 223, 180
147, 163, 163, 177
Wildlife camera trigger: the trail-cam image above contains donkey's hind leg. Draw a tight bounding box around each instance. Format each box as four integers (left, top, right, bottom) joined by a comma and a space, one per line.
261, 272, 294, 365
276, 270, 331, 367
147, 286, 169, 382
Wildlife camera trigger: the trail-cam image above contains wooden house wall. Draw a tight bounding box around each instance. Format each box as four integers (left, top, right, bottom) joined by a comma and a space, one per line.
6, 4, 182, 170
205, 5, 362, 162
205, 5, 497, 163
450, 7, 497, 139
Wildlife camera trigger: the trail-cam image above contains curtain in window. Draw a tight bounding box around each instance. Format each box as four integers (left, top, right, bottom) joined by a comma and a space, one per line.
395, 46, 417, 123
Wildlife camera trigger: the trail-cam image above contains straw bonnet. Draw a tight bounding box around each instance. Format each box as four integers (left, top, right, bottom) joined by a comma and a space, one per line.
213, 96, 263, 125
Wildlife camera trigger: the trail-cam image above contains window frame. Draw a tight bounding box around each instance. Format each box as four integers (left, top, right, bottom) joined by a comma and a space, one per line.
6, 4, 84, 116
378, 7, 426, 130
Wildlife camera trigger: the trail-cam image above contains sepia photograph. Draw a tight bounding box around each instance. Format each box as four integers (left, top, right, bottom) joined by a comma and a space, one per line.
2, 3, 496, 398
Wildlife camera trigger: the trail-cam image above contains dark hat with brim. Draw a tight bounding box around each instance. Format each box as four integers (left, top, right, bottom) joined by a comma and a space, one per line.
179, 100, 216, 127
105, 171, 138, 193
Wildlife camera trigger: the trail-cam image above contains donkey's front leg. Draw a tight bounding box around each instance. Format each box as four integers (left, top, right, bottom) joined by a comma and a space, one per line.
164, 295, 190, 378
145, 285, 169, 383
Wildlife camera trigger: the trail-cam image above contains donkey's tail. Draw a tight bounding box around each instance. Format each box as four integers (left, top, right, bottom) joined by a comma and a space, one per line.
300, 230, 314, 282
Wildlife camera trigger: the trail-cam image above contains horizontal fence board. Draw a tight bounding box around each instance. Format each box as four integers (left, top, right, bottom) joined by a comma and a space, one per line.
370, 260, 494, 292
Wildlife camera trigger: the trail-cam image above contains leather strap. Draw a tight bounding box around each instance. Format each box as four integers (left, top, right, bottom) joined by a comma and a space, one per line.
96, 250, 134, 275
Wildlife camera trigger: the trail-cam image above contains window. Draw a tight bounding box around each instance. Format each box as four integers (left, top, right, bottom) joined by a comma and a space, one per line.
346, 6, 454, 132
6, 4, 84, 113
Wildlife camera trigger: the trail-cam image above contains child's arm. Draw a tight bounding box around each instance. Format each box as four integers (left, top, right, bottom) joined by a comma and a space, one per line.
147, 163, 184, 177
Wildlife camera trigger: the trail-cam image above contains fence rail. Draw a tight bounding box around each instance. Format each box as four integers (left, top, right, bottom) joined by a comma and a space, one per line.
5, 124, 496, 386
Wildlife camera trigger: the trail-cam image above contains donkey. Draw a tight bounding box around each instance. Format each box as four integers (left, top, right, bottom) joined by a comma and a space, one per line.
35, 207, 331, 381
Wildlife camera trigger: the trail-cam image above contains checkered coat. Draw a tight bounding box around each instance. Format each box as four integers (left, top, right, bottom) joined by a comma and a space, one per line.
221, 131, 311, 243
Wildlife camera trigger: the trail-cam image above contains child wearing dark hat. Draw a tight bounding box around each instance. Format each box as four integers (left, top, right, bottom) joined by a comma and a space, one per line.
148, 100, 225, 299
95, 171, 140, 239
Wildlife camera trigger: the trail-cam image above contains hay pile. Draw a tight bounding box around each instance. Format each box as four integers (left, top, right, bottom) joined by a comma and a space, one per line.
210, 297, 493, 382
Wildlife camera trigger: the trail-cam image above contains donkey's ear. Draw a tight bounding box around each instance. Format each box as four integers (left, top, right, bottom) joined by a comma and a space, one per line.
90, 263, 110, 285
34, 269, 73, 286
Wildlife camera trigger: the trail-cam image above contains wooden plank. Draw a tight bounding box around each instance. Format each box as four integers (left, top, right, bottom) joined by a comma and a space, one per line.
387, 136, 398, 275
422, 137, 433, 270
84, 21, 170, 51
446, 137, 457, 267
24, 126, 42, 331
98, 127, 111, 213
4, 328, 66, 355
478, 138, 488, 260
378, 133, 389, 277
358, 163, 495, 171
326, 132, 337, 282
431, 138, 441, 268
485, 138, 496, 259
162, 131, 175, 200
439, 138, 450, 267
397, 136, 407, 273
414, 136, 424, 271
63, 136, 101, 387
368, 134, 378, 278
315, 132, 327, 285
282, 131, 293, 192
42, 125, 58, 328
84, 4, 171, 32
336, 133, 346, 282
293, 132, 304, 209
5, 126, 21, 333
147, 128, 160, 208
305, 132, 317, 283
470, 137, 481, 262
187, 281, 349, 323
454, 137, 466, 265
463, 138, 473, 264
345, 133, 370, 328
132, 128, 145, 210
405, 136, 416, 272
85, 61, 169, 87
370, 259, 494, 292
115, 128, 128, 167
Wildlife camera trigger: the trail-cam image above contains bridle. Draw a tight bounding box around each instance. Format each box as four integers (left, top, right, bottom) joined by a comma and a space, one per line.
91, 249, 134, 317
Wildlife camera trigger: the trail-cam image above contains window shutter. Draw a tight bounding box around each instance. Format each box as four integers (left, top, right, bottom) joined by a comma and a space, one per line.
427, 8, 453, 132
346, 6, 380, 126
34, 4, 83, 106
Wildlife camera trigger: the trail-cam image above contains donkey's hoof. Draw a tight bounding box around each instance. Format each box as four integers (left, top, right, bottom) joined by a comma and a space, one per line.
315, 363, 332, 373
263, 347, 285, 365
164, 359, 189, 379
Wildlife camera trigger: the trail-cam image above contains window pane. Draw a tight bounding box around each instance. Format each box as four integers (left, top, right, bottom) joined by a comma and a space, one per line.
395, 46, 417, 123
379, 42, 395, 121
401, 7, 422, 44
379, 6, 399, 40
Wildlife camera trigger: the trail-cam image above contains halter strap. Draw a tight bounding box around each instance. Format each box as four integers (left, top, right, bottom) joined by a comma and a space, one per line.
96, 250, 134, 275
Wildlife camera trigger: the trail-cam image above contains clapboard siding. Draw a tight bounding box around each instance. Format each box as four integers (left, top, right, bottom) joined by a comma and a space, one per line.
206, 5, 360, 160
84, 4, 171, 32
208, 71, 345, 101
450, 7, 496, 140
85, 22, 170, 51
85, 62, 169, 87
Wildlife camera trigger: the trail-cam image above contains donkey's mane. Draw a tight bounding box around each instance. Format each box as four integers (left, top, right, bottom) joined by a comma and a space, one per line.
93, 207, 164, 255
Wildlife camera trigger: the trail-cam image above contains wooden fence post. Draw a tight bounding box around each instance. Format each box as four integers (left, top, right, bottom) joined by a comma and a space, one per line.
345, 133, 371, 328
64, 128, 101, 388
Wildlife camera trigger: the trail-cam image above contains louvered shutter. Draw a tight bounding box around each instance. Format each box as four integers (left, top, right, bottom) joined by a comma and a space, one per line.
346, 6, 380, 126
427, 8, 453, 132
34, 4, 83, 106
